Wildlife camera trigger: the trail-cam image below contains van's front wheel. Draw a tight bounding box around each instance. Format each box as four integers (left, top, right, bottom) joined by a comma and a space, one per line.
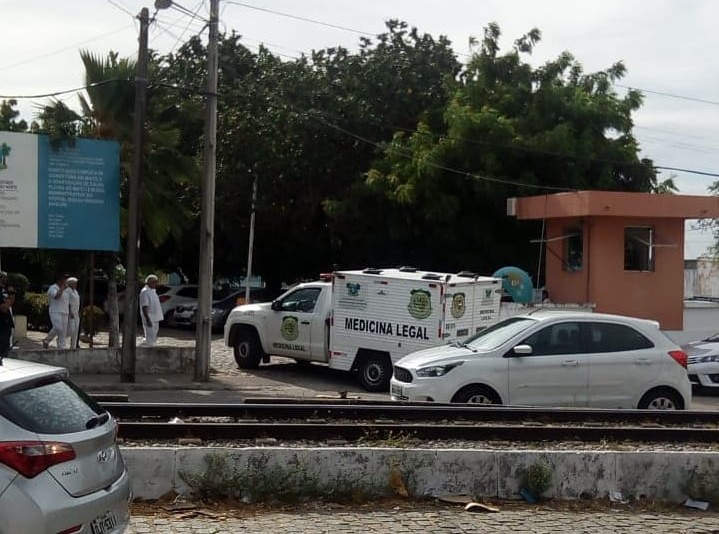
233, 330, 263, 369
357, 352, 392, 392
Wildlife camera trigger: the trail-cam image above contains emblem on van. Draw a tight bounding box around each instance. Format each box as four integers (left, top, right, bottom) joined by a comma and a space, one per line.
450, 292, 466, 319
281, 316, 299, 341
346, 282, 360, 296
408, 289, 432, 320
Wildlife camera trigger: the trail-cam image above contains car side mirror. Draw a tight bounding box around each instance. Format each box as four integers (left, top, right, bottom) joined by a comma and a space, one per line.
271, 300, 282, 311
512, 344, 533, 356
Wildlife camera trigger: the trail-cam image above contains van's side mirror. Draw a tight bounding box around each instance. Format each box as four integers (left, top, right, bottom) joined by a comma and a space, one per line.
512, 344, 533, 356
271, 300, 282, 311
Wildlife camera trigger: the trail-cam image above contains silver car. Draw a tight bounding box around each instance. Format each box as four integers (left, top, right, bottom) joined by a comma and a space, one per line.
0, 358, 130, 533
683, 332, 719, 389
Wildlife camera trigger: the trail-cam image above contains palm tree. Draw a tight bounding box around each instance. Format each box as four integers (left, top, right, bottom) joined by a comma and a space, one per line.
37, 50, 201, 346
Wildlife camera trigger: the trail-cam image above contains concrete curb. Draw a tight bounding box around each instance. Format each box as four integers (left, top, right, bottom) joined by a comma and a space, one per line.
122, 447, 718, 502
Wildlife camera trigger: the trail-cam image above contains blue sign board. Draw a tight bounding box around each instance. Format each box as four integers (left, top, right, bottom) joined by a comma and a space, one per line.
0, 132, 120, 251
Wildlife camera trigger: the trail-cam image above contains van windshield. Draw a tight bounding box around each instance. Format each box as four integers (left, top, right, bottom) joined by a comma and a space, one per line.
466, 317, 538, 351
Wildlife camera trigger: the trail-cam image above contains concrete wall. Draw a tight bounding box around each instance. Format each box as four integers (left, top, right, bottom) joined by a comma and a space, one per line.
122, 447, 719, 503
13, 347, 194, 374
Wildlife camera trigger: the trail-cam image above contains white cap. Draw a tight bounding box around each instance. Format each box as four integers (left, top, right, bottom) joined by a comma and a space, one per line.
145, 274, 158, 283
67, 277, 78, 283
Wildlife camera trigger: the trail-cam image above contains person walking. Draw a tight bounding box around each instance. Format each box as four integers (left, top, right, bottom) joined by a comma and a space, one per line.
66, 276, 80, 349
139, 274, 163, 347
0, 271, 15, 363
43, 273, 70, 349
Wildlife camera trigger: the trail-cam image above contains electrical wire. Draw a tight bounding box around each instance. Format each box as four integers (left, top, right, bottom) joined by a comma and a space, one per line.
224, 0, 374, 36
104, 0, 135, 18
309, 112, 576, 192
617, 84, 719, 107
0, 24, 135, 71
168, 1, 209, 55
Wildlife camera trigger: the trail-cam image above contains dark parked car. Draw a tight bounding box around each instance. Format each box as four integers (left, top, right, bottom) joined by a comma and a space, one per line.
175, 288, 284, 331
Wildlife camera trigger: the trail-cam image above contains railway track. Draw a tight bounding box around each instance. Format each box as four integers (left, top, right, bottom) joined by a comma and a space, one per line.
102, 399, 719, 443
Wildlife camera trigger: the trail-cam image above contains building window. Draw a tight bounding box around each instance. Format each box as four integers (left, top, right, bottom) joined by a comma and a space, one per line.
564, 229, 583, 272
624, 227, 654, 272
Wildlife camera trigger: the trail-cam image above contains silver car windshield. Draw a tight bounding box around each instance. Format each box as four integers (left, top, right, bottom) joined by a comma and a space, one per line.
466, 317, 538, 350
704, 332, 719, 342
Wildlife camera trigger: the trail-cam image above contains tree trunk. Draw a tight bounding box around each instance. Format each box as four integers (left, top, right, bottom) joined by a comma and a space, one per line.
102, 253, 121, 347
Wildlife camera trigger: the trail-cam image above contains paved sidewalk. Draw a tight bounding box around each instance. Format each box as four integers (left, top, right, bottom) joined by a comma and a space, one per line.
128, 504, 719, 533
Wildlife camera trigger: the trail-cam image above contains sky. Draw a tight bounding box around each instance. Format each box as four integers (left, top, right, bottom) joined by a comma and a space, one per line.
2, 0, 718, 258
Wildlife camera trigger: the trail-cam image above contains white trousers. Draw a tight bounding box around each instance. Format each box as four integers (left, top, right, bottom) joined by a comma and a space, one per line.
141, 318, 159, 347
67, 315, 80, 349
46, 312, 69, 349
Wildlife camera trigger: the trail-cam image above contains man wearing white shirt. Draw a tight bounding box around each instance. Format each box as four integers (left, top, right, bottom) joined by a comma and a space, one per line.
43, 273, 70, 349
66, 277, 81, 349
139, 274, 163, 347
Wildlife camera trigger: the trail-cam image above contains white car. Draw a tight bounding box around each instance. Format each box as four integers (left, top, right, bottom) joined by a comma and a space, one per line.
683, 332, 719, 389
391, 311, 691, 410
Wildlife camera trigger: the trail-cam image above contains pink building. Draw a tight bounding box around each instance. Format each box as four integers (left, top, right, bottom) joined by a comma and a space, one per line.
509, 191, 719, 330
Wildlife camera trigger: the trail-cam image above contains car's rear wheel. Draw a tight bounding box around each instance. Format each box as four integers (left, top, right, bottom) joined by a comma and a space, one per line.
452, 385, 501, 405
233, 330, 263, 369
638, 388, 684, 410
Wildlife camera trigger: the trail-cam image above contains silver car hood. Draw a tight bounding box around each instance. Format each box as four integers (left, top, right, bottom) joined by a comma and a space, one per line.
395, 344, 484, 369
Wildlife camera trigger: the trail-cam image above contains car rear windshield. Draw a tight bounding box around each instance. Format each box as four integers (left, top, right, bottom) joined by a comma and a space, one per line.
0, 378, 105, 434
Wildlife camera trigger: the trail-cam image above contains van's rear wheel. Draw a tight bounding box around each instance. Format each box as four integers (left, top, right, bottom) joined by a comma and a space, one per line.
233, 330, 263, 369
357, 353, 392, 392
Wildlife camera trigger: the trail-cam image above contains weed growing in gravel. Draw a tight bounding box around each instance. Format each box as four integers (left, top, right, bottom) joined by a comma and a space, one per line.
179, 452, 384, 504
518, 457, 553, 500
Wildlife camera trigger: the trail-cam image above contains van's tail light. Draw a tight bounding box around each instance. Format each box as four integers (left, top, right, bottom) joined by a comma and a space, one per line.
668, 350, 688, 369
0, 441, 76, 478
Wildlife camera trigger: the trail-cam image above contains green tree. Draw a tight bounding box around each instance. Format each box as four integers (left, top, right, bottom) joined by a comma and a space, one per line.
0, 99, 28, 132
330, 23, 658, 276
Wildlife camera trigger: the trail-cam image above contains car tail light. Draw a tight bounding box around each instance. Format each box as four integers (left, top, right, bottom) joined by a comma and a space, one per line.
668, 349, 688, 369
159, 295, 171, 303
0, 441, 76, 478
57, 525, 82, 534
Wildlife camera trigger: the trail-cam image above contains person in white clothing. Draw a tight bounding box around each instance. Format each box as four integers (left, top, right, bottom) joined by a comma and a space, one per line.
43, 274, 70, 349
66, 277, 81, 349
139, 274, 163, 347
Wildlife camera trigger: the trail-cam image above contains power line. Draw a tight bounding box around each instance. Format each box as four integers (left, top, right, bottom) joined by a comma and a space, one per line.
309, 112, 576, 192
224, 1, 374, 36
617, 84, 719, 107
168, 1, 209, 55
104, 0, 135, 18
0, 24, 135, 71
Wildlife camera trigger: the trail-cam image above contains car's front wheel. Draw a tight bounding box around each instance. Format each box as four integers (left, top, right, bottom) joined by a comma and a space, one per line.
452, 385, 501, 405
638, 388, 684, 410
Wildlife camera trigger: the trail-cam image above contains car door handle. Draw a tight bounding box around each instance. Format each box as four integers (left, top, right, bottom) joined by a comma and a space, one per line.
635, 358, 652, 365
562, 360, 579, 366
301, 320, 311, 325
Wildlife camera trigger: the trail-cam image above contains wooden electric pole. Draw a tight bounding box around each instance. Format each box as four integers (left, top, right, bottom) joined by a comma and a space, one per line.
195, 0, 219, 381
121, 6, 149, 382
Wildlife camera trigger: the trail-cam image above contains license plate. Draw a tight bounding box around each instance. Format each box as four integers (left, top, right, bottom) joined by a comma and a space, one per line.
390, 383, 403, 397
91, 511, 118, 534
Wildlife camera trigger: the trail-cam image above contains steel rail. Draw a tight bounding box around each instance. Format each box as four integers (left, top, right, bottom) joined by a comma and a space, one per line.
102, 401, 719, 426
116, 420, 719, 443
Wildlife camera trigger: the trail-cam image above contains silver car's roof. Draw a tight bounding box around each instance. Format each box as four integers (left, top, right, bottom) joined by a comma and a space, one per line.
0, 358, 68, 393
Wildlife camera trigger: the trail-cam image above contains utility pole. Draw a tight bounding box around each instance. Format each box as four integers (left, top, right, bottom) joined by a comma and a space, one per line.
121, 7, 149, 382
244, 173, 257, 302
195, 0, 219, 381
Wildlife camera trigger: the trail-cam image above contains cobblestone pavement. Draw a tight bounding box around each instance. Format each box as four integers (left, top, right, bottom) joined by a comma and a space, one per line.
127, 503, 719, 533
